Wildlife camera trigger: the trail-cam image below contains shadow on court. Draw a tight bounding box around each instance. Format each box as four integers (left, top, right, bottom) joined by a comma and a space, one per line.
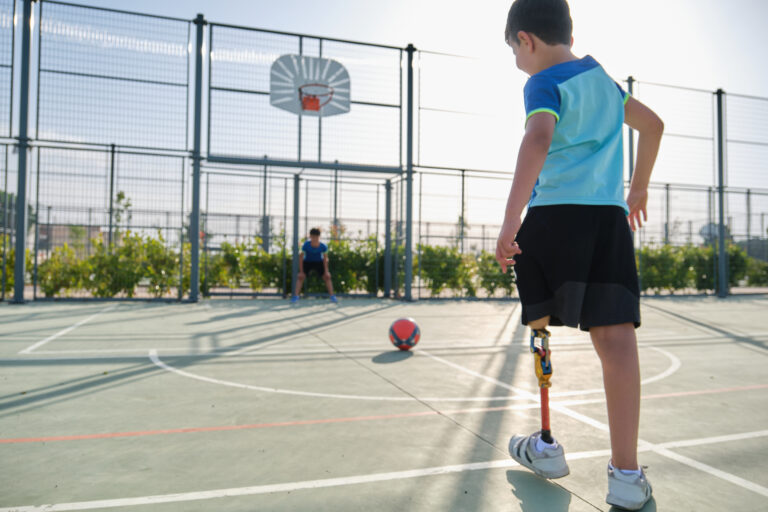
0, 300, 404, 419
372, 351, 413, 364
507, 470, 572, 511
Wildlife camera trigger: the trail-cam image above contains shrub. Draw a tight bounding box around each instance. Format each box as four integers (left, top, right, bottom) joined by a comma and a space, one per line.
219, 241, 245, 289
746, 257, 768, 286
143, 233, 179, 298
418, 244, 476, 297
682, 244, 715, 292
726, 244, 748, 287
1, 242, 33, 295
86, 233, 145, 298
38, 244, 85, 297
242, 238, 269, 291
476, 251, 515, 297
325, 237, 363, 294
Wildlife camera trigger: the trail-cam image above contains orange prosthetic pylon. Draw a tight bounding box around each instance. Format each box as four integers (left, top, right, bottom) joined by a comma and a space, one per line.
530, 328, 554, 444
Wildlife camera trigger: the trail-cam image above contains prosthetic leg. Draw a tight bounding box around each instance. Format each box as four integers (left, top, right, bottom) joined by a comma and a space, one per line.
530, 328, 554, 443
508, 326, 569, 478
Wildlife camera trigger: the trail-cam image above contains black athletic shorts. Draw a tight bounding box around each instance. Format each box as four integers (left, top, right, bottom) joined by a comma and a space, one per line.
303, 260, 325, 277
513, 205, 641, 331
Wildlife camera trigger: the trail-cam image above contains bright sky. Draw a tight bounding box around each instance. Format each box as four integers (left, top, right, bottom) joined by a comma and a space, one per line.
79, 0, 768, 97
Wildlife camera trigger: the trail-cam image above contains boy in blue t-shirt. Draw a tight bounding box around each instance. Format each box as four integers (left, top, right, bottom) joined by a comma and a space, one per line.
496, 1, 663, 509
291, 227, 337, 303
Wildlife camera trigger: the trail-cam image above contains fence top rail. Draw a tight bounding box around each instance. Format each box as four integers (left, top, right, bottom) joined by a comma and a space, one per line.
29, 140, 190, 158
417, 49, 477, 60
727, 92, 768, 102
42, 0, 192, 24
208, 21, 403, 52
31, 142, 188, 160
634, 80, 714, 95
206, 154, 403, 175
200, 167, 384, 187
415, 164, 513, 178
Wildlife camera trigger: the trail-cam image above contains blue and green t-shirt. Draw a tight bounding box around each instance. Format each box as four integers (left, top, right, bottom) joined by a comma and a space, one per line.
523, 55, 630, 213
302, 240, 327, 262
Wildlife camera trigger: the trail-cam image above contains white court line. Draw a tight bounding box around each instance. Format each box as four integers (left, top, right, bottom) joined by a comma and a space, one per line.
149, 350, 529, 403
3, 430, 767, 512
424, 349, 768, 498
148, 339, 681, 403
421, 344, 681, 400
653, 447, 768, 498
18, 305, 118, 355
419, 349, 532, 397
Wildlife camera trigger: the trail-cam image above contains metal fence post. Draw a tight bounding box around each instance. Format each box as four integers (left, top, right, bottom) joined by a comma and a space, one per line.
107, 143, 115, 248
384, 180, 392, 297
262, 163, 269, 251
13, 0, 33, 303
333, 165, 339, 238
460, 169, 465, 254
282, 177, 287, 295
292, 174, 300, 297
708, 186, 716, 291
746, 188, 751, 255
715, 89, 728, 298
664, 183, 670, 245
1, 149, 8, 300
33, 148, 40, 299
404, 44, 416, 301
188, 14, 206, 302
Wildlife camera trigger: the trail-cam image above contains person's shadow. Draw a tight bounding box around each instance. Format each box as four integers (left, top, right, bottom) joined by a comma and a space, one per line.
507, 470, 571, 511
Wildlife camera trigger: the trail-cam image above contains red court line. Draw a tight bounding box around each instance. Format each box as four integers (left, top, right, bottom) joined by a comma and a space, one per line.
2, 383, 766, 445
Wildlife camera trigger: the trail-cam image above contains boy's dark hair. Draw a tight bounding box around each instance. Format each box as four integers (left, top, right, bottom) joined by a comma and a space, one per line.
309, 227, 321, 236
505, 0, 572, 46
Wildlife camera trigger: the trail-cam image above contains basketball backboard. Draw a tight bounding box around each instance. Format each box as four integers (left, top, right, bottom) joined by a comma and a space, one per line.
270, 54, 351, 117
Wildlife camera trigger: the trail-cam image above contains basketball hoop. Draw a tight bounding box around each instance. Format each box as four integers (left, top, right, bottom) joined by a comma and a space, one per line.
270, 55, 350, 117
298, 83, 334, 112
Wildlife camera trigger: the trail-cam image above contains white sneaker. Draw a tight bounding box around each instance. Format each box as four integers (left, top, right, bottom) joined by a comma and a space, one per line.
606, 464, 653, 510
508, 431, 570, 479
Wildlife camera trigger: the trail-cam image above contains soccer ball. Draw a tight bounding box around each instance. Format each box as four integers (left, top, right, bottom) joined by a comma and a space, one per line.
389, 318, 420, 351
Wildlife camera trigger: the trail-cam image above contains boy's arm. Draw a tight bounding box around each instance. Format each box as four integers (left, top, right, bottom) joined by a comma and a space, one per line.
323, 252, 329, 274
624, 96, 664, 231
495, 113, 555, 273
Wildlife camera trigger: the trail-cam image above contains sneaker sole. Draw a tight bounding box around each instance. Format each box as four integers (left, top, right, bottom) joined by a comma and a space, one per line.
606, 495, 652, 511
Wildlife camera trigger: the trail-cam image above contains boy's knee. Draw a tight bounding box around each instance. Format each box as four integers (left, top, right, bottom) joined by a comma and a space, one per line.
528, 315, 550, 330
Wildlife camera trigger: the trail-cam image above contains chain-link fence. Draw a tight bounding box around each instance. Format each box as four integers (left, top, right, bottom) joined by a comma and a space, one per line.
2, 0, 766, 301
0, 0, 13, 299
36, 1, 191, 150
207, 22, 402, 167
1, 144, 15, 300
198, 165, 395, 298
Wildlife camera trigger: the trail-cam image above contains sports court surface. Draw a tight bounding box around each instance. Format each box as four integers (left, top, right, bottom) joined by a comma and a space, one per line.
1, 296, 767, 511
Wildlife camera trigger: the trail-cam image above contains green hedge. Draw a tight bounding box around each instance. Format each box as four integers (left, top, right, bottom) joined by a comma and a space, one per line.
637, 243, 753, 294
1, 235, 33, 295
6, 231, 768, 299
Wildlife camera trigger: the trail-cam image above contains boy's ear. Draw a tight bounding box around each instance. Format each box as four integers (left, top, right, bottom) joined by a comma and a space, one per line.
516, 31, 533, 51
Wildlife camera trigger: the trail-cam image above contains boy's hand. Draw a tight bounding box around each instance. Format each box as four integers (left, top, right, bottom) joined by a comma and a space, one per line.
495, 218, 523, 273
626, 187, 648, 231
